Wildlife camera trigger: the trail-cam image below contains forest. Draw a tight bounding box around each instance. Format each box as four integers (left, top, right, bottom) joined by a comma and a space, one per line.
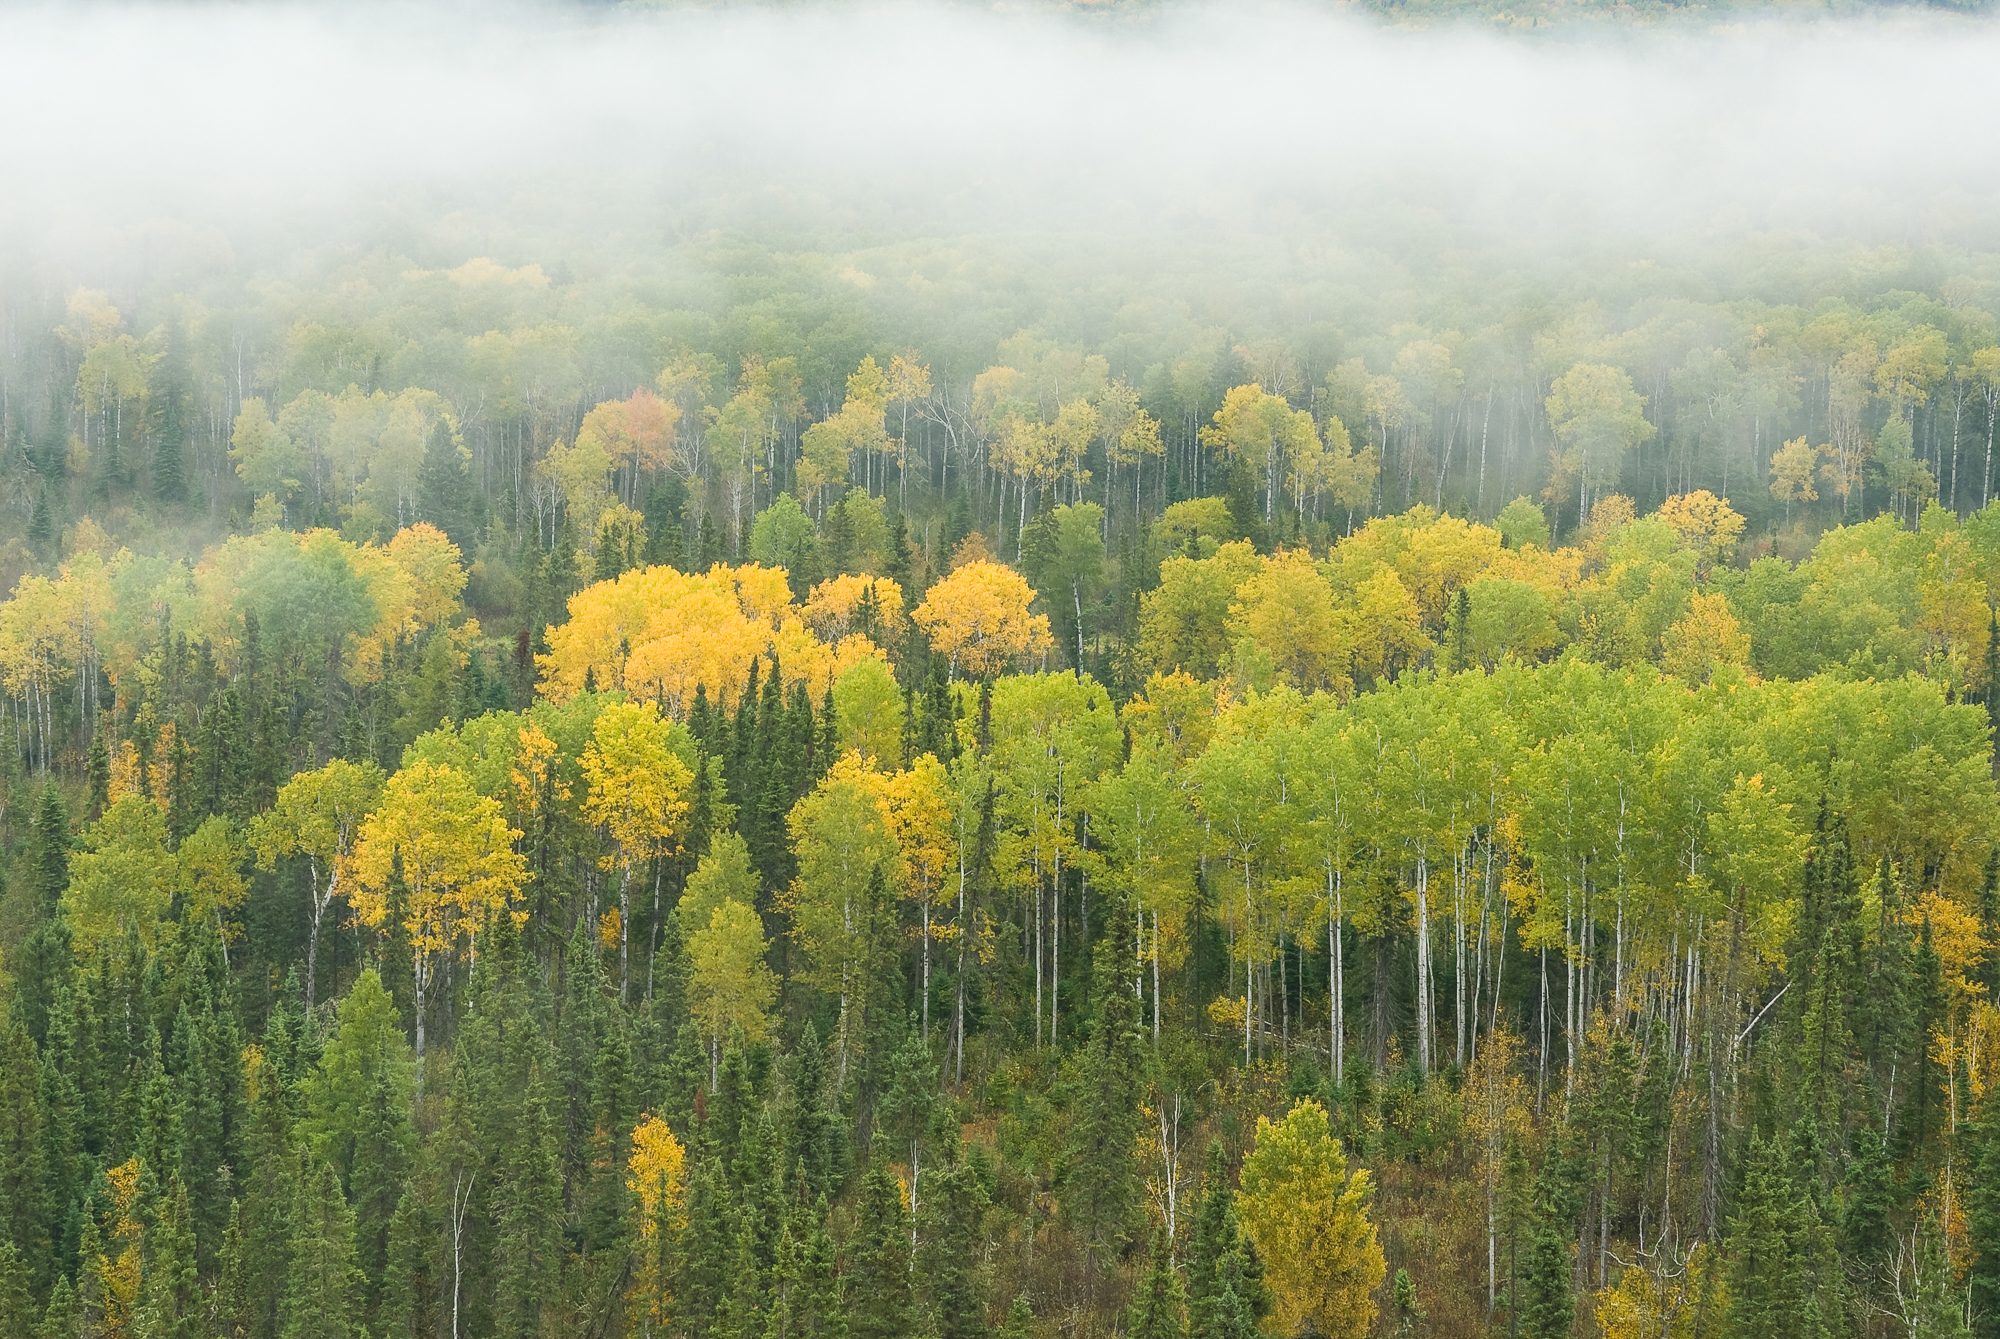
6, 4, 2000, 1339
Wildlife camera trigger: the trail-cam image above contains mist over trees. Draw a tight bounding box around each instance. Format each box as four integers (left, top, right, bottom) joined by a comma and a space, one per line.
3, 3, 2000, 1339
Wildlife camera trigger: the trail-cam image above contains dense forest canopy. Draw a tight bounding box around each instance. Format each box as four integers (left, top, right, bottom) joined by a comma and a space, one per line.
5, 5, 2000, 1339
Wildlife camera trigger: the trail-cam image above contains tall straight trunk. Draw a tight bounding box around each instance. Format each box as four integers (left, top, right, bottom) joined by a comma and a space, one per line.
1415, 855, 1431, 1075
1152, 909, 1162, 1041
1330, 868, 1344, 1078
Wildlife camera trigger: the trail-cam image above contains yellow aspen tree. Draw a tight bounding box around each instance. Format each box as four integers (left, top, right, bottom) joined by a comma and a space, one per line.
350, 760, 528, 1058
1236, 1098, 1385, 1339
252, 758, 386, 1005
1767, 438, 1822, 523
884, 753, 957, 1041
1660, 591, 1751, 686
687, 899, 777, 1086
176, 814, 248, 955
627, 1113, 689, 1336
911, 560, 1052, 679
783, 753, 900, 1082
581, 701, 693, 1002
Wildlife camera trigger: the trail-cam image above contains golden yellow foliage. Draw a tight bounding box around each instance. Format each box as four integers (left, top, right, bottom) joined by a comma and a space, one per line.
1656, 490, 1747, 568
628, 1114, 689, 1237
93, 1157, 145, 1339
1595, 1245, 1712, 1339
539, 562, 888, 714
350, 760, 527, 1053
804, 573, 905, 642
1228, 549, 1351, 697
1236, 1098, 1385, 1339
912, 559, 1053, 679
1661, 591, 1751, 685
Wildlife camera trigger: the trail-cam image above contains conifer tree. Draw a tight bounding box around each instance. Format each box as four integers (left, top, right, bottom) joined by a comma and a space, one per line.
1898, 916, 1950, 1182
1515, 1157, 1576, 1339
675, 1138, 734, 1339
1842, 1125, 1895, 1280
1127, 1231, 1186, 1339
280, 1160, 358, 1339
84, 735, 108, 823
239, 1049, 296, 1339
1185, 1142, 1265, 1339
151, 382, 187, 505
1445, 586, 1471, 673
491, 1063, 562, 1339
786, 1024, 844, 1205
0, 1240, 32, 1339
137, 1177, 200, 1339
29, 788, 69, 915
0, 1022, 50, 1291
25, 489, 52, 561
842, 1164, 915, 1339
1062, 929, 1145, 1289
918, 1147, 992, 1339
213, 1202, 251, 1339
35, 1275, 73, 1339
1967, 1090, 2000, 1338
416, 419, 471, 551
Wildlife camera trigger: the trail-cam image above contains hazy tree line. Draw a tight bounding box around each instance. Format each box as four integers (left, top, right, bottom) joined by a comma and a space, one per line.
2, 228, 2000, 1339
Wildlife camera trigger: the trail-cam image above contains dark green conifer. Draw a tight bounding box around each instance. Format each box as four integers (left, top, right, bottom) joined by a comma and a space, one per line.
138, 1177, 200, 1339
918, 1145, 992, 1339
29, 787, 69, 915
0, 1240, 32, 1339
280, 1160, 358, 1339
1185, 1142, 1265, 1339
415, 418, 471, 550
34, 1275, 73, 1339
1969, 1088, 2000, 1337
1062, 928, 1145, 1286
1127, 1231, 1185, 1339
842, 1163, 915, 1339
151, 381, 187, 505
84, 734, 108, 822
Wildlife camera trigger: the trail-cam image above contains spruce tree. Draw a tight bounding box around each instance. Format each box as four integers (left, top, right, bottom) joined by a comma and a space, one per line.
348, 1070, 413, 1318
415, 418, 470, 550
0, 1240, 32, 1339
34, 1275, 73, 1339
29, 788, 69, 915
842, 1164, 915, 1339
239, 1050, 295, 1339
1446, 586, 1472, 673
918, 1147, 992, 1339
1968, 1089, 2000, 1338
1898, 915, 1950, 1183
26, 488, 53, 561
137, 1177, 200, 1339
0, 1023, 50, 1293
1062, 928, 1145, 1287
213, 1202, 251, 1339
1515, 1157, 1576, 1339
1721, 1129, 1842, 1339
675, 1137, 734, 1339
1185, 1142, 1265, 1339
280, 1160, 358, 1339
491, 1063, 562, 1339
151, 382, 187, 505
1841, 1125, 1895, 1277
84, 735, 108, 822
1126, 1232, 1186, 1339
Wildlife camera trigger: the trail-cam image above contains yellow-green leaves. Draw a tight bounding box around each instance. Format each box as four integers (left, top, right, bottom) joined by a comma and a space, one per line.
688, 899, 777, 1052
1236, 1098, 1385, 1339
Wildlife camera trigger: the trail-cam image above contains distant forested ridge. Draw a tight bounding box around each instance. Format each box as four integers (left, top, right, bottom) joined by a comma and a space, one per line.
3, 218, 2000, 1339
